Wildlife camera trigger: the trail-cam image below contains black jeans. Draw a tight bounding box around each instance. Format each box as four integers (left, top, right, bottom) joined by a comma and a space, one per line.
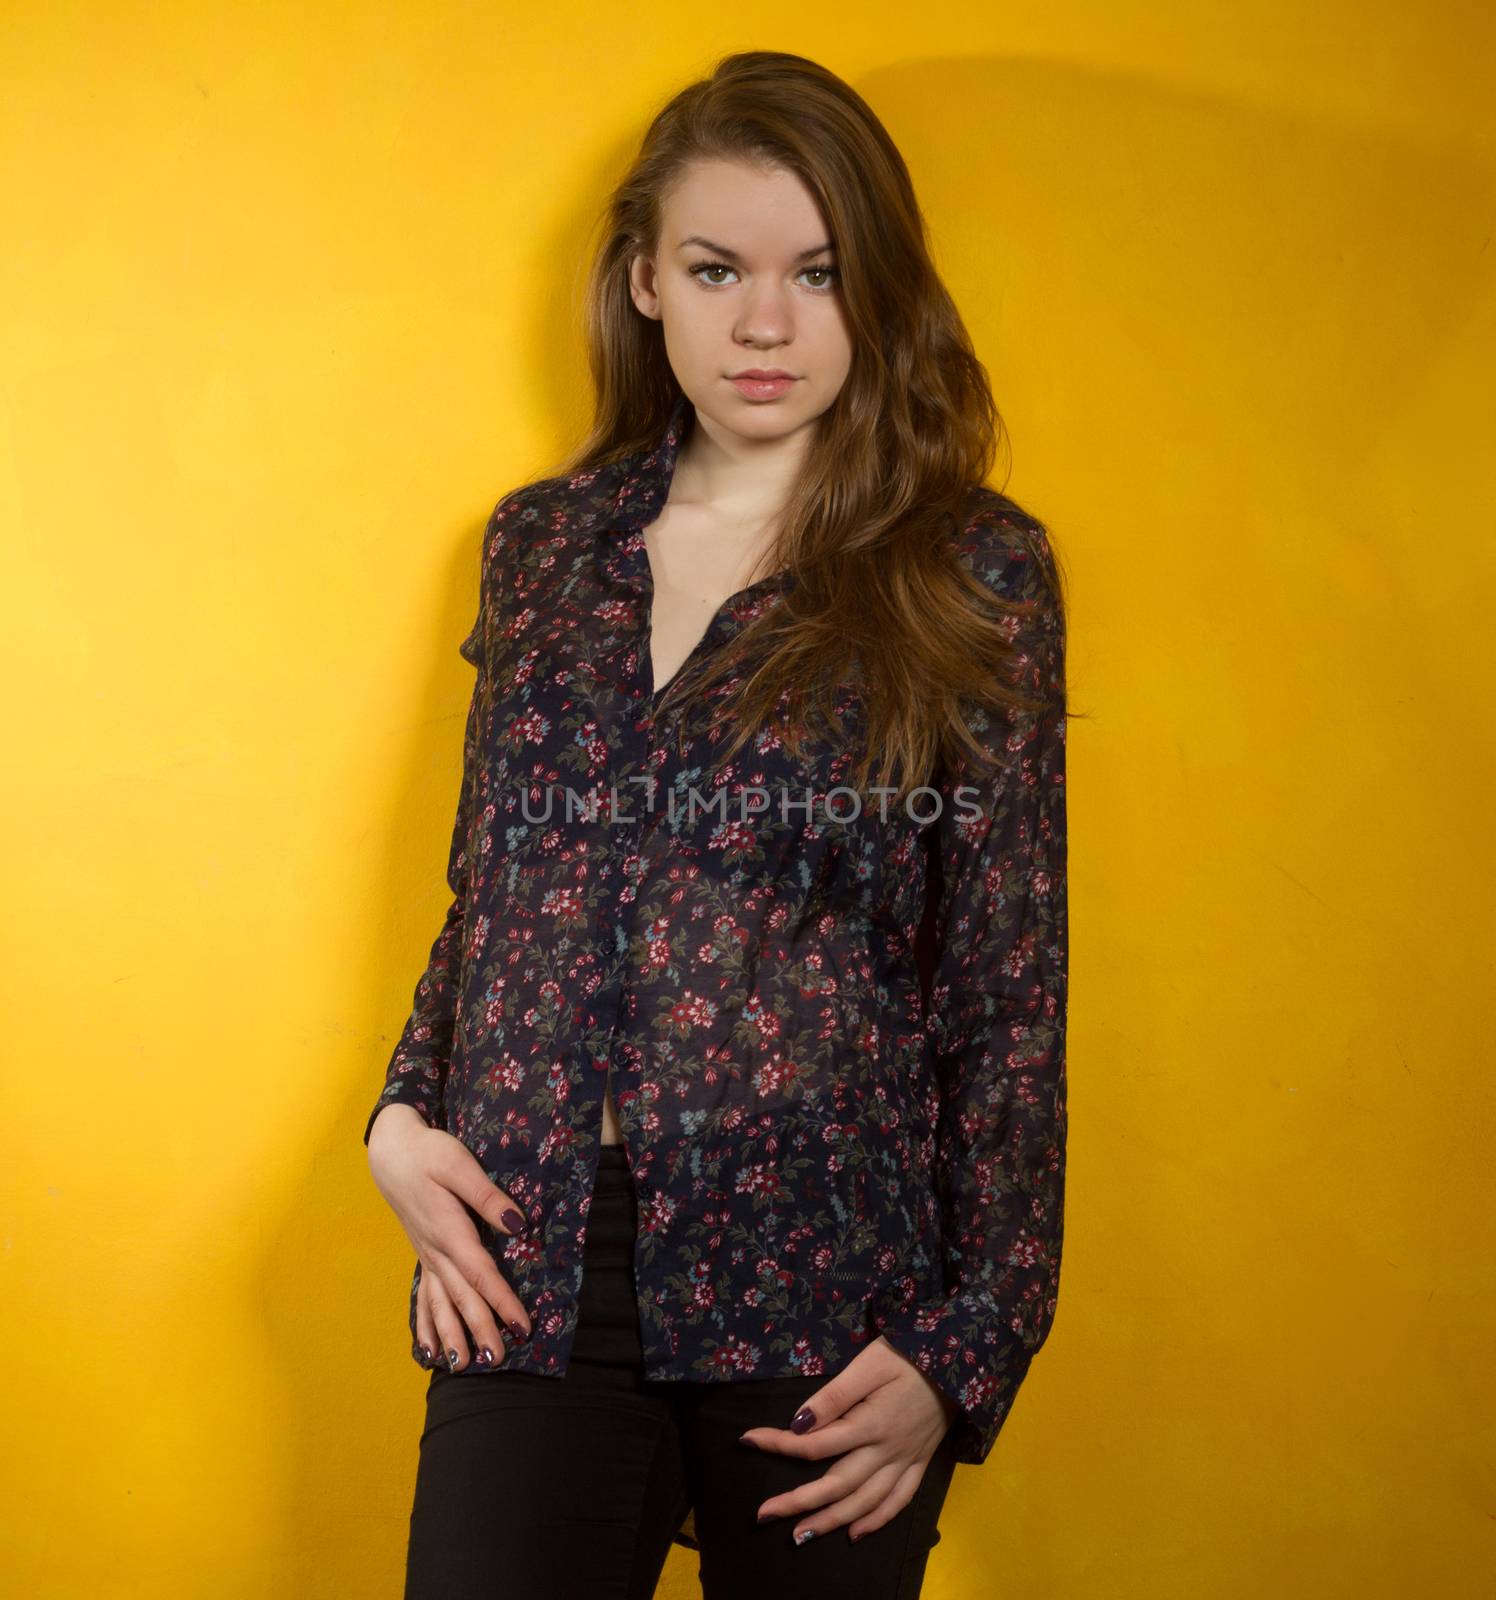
404, 1143, 963, 1599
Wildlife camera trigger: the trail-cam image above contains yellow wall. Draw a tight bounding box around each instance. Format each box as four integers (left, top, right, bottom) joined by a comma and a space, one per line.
3, 4, 1492, 1595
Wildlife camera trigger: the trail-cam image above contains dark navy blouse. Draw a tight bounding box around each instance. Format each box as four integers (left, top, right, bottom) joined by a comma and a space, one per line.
363, 393, 1068, 1469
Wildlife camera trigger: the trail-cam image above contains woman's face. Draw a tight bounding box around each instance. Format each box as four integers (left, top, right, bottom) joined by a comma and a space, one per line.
629, 158, 854, 444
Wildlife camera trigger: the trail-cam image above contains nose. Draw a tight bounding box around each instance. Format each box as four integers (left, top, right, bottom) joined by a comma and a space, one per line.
733, 282, 795, 348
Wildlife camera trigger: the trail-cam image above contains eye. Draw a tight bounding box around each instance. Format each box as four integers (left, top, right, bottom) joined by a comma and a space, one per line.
688, 259, 739, 286
800, 264, 839, 292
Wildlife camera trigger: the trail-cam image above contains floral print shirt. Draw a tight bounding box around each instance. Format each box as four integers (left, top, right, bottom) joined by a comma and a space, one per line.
363, 393, 1068, 1469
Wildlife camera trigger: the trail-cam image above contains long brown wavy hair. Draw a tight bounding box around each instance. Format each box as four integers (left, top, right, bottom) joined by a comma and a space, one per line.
550, 49, 1074, 800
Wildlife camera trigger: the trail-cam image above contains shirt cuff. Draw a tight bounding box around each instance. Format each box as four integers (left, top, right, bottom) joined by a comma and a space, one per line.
873, 1293, 1035, 1466
362, 1084, 439, 1147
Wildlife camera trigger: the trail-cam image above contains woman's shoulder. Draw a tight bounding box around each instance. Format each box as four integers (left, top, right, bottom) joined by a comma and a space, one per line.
951, 482, 1061, 610
478, 456, 629, 572
484, 459, 615, 531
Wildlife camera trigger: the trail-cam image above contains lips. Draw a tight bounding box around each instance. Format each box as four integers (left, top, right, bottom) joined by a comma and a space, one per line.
729, 373, 797, 399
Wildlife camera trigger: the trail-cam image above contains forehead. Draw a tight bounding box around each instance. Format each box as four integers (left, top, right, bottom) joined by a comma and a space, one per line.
661, 158, 833, 255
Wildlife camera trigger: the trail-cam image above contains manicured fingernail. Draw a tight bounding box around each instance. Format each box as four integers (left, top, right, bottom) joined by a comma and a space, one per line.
757, 1510, 775, 1524
475, 1346, 494, 1365
446, 1348, 459, 1370
507, 1319, 529, 1342
501, 1207, 527, 1234
794, 1528, 816, 1546
418, 1343, 433, 1362
790, 1406, 816, 1433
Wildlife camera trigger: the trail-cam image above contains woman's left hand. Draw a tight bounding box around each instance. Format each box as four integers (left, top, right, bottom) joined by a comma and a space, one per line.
737, 1335, 960, 1544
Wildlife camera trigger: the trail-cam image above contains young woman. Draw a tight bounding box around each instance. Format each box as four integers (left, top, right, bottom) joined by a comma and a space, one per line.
364, 49, 1070, 1600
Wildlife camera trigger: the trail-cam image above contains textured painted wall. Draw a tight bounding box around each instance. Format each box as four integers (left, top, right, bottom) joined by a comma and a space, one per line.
3, 4, 1492, 1595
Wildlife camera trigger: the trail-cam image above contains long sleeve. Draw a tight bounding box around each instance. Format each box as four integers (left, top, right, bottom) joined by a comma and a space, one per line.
361, 511, 496, 1148
876, 512, 1069, 1466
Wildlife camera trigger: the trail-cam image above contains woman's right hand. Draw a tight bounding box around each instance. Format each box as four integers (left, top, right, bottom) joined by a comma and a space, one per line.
366, 1102, 534, 1371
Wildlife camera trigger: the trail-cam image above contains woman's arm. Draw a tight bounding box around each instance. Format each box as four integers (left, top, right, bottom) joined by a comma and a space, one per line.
876, 508, 1069, 1466
361, 500, 503, 1147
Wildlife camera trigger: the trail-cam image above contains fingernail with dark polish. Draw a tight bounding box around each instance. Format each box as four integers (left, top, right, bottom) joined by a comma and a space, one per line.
790, 1406, 816, 1433
794, 1529, 816, 1546
446, 1348, 459, 1370
757, 1511, 776, 1523
475, 1347, 493, 1365
418, 1343, 433, 1362
507, 1319, 529, 1342
501, 1207, 527, 1234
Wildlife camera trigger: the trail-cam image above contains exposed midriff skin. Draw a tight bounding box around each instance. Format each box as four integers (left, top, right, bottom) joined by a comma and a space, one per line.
601, 1075, 625, 1144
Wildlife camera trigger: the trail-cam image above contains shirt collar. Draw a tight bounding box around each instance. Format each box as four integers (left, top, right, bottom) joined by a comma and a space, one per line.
608, 392, 693, 536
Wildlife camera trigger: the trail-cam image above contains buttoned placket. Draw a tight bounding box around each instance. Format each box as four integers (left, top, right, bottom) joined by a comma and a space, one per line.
590, 556, 745, 1144
561, 398, 802, 1375
581, 406, 772, 1154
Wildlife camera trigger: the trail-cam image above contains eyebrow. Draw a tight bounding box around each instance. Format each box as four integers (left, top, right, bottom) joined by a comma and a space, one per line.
676, 235, 836, 264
